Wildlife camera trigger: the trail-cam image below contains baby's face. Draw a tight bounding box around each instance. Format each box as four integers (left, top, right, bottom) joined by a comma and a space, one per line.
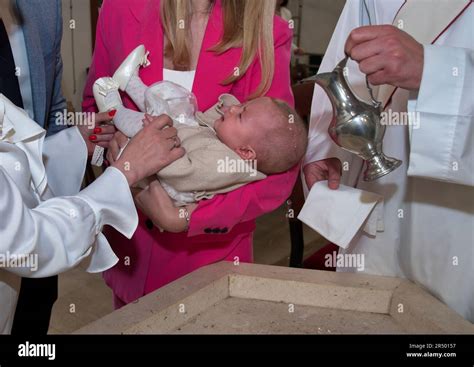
214, 97, 273, 150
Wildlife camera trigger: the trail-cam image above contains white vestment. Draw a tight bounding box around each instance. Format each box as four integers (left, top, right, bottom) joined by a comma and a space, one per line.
304, 0, 474, 322
0, 95, 138, 333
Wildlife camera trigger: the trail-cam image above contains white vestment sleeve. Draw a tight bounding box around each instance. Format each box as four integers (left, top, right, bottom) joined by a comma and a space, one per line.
0, 167, 138, 278
42, 126, 88, 196
407, 45, 474, 186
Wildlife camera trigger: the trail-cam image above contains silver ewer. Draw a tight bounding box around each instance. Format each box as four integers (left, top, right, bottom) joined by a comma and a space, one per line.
304, 57, 402, 181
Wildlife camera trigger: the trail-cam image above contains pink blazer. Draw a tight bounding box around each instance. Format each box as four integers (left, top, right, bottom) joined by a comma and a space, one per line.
83, 0, 299, 305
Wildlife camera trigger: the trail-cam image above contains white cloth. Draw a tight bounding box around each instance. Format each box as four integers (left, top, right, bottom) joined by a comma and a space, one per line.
0, 94, 138, 333
144, 79, 198, 127
304, 0, 474, 322
0, 0, 34, 118
298, 181, 383, 249
163, 68, 196, 94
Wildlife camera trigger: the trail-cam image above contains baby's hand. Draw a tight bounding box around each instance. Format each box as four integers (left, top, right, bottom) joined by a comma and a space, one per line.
134, 179, 196, 233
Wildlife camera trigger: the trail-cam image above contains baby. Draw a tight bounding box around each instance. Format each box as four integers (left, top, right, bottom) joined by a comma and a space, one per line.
93, 45, 307, 229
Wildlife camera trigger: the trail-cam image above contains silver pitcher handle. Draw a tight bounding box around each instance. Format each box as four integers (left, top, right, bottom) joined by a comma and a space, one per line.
365, 76, 381, 109
361, 0, 381, 109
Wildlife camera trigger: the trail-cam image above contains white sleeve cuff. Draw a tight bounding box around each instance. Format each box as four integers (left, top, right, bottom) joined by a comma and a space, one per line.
77, 167, 138, 238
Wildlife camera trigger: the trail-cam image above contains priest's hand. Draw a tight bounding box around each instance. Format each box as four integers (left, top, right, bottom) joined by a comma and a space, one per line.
345, 25, 424, 90
303, 158, 342, 190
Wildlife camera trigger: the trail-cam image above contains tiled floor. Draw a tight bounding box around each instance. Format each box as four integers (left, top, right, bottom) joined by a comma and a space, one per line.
49, 205, 324, 334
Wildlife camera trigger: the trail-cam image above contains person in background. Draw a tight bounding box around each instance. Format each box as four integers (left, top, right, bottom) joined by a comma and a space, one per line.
275, 0, 305, 56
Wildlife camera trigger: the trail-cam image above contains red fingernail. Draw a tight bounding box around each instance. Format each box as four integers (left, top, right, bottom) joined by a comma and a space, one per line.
89, 135, 97, 141
108, 110, 117, 117
94, 127, 102, 134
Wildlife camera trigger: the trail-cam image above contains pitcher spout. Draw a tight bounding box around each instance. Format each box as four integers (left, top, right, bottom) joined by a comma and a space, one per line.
300, 71, 332, 90
302, 57, 348, 87
310, 72, 333, 90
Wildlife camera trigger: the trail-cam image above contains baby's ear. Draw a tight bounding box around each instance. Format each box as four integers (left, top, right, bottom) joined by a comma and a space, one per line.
236, 145, 256, 161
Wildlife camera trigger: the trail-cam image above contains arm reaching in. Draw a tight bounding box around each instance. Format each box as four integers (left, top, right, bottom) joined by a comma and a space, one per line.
303, 158, 342, 190
134, 179, 197, 233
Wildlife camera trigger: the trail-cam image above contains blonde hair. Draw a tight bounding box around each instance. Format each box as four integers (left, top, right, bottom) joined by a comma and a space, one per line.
161, 0, 276, 98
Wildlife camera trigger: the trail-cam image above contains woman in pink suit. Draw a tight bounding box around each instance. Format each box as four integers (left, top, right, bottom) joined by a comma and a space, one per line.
82, 0, 298, 308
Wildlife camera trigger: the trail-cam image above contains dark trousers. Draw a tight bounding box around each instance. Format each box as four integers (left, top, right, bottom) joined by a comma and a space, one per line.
11, 276, 58, 335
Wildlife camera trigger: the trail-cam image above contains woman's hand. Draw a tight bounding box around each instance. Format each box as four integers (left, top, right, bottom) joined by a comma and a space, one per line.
77, 111, 117, 157
111, 115, 185, 186
303, 158, 342, 190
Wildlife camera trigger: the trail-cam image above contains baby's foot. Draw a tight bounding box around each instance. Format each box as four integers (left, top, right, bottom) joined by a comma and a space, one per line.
113, 45, 151, 91
93, 77, 122, 112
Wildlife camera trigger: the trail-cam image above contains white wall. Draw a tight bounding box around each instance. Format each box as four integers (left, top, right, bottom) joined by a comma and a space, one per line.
287, 0, 346, 55
60, 0, 93, 112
